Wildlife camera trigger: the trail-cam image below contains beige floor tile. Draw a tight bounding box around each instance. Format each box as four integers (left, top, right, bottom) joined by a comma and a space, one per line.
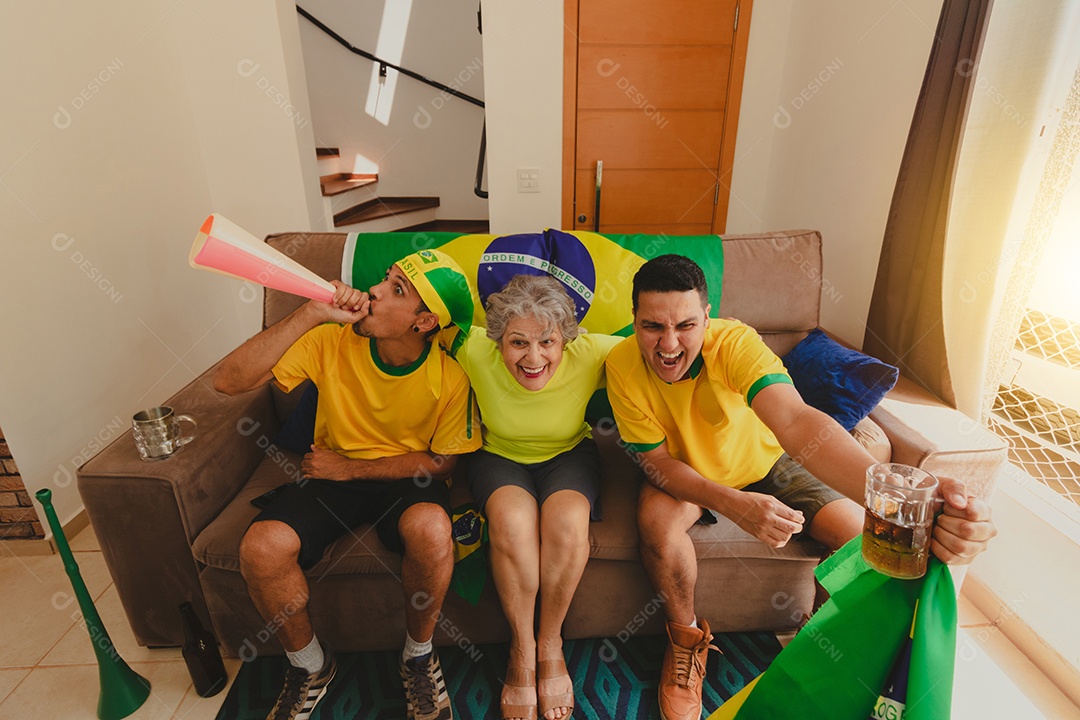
953, 625, 1080, 719
0, 661, 192, 720
0, 553, 113, 668
0, 670, 29, 707
68, 526, 100, 553
170, 658, 240, 720
41, 585, 182, 666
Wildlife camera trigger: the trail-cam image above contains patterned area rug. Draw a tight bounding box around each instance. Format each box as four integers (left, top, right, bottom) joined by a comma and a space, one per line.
215, 632, 780, 719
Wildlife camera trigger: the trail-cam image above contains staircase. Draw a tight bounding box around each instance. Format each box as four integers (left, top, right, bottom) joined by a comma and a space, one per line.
316, 148, 487, 234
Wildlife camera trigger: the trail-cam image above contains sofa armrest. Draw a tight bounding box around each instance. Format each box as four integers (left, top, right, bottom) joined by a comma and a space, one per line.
868, 375, 1007, 500
77, 361, 278, 646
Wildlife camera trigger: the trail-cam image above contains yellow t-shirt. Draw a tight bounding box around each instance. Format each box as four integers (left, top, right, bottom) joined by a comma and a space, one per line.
272, 323, 480, 460
445, 326, 622, 464
605, 320, 792, 489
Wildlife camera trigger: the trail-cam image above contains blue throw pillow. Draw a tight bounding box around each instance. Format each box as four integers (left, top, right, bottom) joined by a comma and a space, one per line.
272, 382, 318, 455
781, 329, 898, 431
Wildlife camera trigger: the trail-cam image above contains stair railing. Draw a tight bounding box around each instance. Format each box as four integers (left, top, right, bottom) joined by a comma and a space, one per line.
296, 5, 488, 198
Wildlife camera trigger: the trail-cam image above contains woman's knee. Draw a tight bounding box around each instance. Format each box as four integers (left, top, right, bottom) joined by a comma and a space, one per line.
486, 490, 540, 549
539, 492, 590, 554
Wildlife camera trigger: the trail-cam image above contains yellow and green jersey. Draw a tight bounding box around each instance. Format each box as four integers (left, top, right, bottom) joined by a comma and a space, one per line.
605, 320, 792, 489
273, 323, 480, 460
445, 326, 622, 464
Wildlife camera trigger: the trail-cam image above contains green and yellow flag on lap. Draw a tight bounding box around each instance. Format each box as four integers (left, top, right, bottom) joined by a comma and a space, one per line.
709, 538, 958, 720
341, 229, 725, 337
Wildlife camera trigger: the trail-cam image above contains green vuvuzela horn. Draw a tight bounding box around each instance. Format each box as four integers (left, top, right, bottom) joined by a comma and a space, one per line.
35, 488, 151, 719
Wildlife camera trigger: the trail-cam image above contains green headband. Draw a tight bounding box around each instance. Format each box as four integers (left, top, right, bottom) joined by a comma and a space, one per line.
395, 249, 474, 333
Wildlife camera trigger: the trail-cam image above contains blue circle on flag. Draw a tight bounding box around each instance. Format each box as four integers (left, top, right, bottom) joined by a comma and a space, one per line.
477, 230, 596, 322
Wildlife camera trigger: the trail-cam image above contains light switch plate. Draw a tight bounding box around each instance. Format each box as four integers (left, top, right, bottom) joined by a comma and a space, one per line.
517, 167, 540, 193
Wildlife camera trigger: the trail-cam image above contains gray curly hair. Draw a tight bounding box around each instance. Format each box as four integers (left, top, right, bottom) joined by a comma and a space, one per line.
485, 274, 581, 345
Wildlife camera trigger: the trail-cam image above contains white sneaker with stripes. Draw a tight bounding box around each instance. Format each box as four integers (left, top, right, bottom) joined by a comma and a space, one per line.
400, 650, 453, 720
266, 646, 337, 720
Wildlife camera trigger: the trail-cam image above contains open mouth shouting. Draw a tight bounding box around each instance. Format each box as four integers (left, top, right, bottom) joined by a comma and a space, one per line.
658, 350, 683, 369
633, 289, 711, 383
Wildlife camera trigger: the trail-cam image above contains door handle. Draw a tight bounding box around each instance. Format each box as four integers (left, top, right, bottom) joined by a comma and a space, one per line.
593, 160, 603, 233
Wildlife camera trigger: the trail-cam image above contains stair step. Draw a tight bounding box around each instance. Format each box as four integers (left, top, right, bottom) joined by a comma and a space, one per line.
333, 197, 441, 227
321, 173, 378, 197
316, 147, 340, 158
399, 219, 490, 233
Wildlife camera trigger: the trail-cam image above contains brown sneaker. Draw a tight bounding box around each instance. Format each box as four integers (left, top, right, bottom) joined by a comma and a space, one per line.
658, 619, 719, 720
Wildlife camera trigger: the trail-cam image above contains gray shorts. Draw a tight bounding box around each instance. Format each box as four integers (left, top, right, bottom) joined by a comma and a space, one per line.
468, 439, 603, 521
700, 453, 845, 533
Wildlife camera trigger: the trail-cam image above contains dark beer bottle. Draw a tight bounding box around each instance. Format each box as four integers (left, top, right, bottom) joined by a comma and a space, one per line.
179, 602, 228, 697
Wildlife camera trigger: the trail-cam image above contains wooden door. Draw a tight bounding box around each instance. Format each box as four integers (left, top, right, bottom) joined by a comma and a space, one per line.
563, 0, 752, 235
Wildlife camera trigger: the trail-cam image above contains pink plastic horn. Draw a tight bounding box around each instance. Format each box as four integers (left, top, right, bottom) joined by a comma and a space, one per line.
189, 214, 336, 303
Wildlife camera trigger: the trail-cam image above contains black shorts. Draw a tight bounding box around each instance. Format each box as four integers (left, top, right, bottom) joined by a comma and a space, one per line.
467, 439, 603, 521
250, 476, 451, 569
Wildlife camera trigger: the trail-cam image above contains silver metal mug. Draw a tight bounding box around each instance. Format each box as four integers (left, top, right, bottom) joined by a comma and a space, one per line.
132, 406, 197, 461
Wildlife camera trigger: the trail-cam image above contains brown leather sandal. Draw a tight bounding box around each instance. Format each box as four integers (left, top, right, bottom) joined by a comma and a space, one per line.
537, 658, 574, 719
501, 665, 538, 720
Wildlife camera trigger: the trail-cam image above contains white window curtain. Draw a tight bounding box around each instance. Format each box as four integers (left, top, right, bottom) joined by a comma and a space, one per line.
942, 1, 1080, 421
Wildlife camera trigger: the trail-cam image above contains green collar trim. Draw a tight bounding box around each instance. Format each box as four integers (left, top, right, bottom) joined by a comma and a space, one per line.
687, 352, 705, 379
369, 338, 430, 376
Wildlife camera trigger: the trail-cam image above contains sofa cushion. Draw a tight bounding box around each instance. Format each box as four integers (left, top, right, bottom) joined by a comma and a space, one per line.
718, 230, 822, 355
263, 233, 348, 329
850, 416, 892, 464
782, 329, 899, 431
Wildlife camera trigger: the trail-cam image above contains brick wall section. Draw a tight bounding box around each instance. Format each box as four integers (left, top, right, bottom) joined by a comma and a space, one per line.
0, 427, 44, 539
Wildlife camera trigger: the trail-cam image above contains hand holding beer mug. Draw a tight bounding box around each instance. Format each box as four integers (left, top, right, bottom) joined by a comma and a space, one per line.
862, 463, 940, 579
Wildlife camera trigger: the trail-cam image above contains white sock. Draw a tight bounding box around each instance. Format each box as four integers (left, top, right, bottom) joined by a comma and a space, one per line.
688, 619, 698, 630
287, 635, 325, 674
402, 632, 433, 661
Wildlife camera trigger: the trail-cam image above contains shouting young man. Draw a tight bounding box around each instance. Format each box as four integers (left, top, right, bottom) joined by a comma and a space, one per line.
605, 255, 996, 720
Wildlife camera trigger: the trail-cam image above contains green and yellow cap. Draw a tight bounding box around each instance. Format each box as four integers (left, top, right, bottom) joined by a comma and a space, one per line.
395, 249, 474, 333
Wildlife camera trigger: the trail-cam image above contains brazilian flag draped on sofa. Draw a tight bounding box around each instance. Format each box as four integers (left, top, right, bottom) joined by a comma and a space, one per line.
708, 538, 958, 720
341, 228, 725, 338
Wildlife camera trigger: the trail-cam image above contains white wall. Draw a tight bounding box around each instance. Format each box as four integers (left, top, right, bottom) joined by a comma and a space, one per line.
729, 0, 942, 347
298, 0, 488, 222
0, 0, 319, 526
176, 0, 327, 236
724, 1, 793, 234
480, 2, 564, 234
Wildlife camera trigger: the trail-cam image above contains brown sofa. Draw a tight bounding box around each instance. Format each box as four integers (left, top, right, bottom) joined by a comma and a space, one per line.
77, 229, 1007, 658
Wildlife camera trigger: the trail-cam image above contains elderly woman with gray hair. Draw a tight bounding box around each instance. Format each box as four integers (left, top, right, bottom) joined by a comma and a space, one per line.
442, 274, 620, 720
